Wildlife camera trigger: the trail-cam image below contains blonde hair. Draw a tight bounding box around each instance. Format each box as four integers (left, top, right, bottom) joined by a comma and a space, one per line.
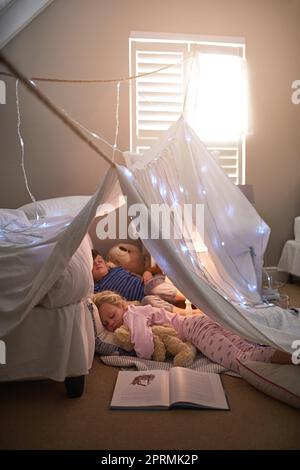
93, 291, 127, 312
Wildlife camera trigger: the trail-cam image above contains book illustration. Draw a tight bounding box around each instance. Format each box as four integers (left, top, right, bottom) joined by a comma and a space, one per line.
131, 374, 155, 387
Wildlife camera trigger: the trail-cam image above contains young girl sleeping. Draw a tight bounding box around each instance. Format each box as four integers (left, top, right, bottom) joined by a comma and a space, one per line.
93, 290, 295, 374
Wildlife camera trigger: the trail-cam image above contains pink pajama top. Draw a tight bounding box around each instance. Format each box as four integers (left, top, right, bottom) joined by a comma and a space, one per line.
123, 304, 185, 359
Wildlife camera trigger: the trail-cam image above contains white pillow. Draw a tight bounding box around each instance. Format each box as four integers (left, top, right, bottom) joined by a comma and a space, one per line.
18, 196, 91, 220
87, 299, 130, 356
238, 359, 300, 409
40, 236, 94, 308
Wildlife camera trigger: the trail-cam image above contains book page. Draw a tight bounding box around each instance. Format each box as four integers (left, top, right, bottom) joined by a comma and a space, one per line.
169, 367, 229, 409
110, 370, 170, 409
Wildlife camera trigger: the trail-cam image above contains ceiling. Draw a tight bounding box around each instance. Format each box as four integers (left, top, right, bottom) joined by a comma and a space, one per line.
0, 0, 54, 49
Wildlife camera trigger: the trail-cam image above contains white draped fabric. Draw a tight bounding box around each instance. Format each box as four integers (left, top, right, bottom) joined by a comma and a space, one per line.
0, 168, 120, 337
1, 117, 299, 354
120, 117, 299, 353
124, 117, 268, 306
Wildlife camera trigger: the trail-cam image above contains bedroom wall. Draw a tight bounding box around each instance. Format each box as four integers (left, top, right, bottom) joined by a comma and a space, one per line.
0, 0, 299, 265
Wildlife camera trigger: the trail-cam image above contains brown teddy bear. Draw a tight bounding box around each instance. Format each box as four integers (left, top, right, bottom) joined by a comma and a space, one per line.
114, 323, 197, 367
107, 243, 150, 275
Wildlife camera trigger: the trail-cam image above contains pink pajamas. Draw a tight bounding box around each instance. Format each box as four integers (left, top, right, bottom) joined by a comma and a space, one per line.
182, 314, 276, 374
122, 305, 276, 373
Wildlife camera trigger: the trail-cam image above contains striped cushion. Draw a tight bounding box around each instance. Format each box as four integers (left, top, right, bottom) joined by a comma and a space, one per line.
238, 360, 300, 409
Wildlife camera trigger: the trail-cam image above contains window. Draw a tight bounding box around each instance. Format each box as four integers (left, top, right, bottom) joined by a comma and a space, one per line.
129, 33, 248, 184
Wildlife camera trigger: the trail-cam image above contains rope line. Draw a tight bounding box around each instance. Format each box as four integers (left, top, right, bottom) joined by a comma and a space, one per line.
0, 55, 190, 84
112, 82, 121, 162
16, 79, 38, 210
0, 51, 115, 168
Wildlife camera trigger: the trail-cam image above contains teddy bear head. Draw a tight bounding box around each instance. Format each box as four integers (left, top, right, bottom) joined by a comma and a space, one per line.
107, 243, 150, 275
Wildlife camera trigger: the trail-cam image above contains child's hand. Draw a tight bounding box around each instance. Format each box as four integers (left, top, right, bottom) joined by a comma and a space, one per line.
142, 270, 153, 283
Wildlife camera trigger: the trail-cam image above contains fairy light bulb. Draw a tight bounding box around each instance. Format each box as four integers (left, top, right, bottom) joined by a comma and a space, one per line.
124, 168, 133, 179
160, 185, 167, 197
227, 206, 234, 217
248, 284, 257, 292
151, 174, 157, 186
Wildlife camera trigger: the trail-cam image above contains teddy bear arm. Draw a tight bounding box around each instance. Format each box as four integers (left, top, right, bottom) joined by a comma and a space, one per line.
152, 334, 167, 362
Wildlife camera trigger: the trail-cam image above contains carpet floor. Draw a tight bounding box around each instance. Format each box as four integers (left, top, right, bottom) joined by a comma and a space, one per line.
0, 281, 299, 450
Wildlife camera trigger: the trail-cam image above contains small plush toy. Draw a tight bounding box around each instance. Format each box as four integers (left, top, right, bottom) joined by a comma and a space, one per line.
114, 324, 197, 367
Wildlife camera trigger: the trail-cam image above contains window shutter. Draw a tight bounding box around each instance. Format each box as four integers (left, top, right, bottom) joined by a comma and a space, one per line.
130, 41, 188, 153
130, 35, 246, 184
207, 144, 242, 185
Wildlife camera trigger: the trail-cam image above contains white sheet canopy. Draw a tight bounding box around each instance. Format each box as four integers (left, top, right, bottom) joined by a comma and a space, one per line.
1, 117, 299, 353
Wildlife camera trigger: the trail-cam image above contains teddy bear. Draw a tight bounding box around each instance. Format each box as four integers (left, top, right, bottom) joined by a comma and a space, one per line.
114, 323, 197, 367
107, 243, 150, 276
106, 243, 181, 304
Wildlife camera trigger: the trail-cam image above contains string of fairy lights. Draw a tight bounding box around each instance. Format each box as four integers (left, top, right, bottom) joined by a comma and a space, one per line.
0, 51, 270, 308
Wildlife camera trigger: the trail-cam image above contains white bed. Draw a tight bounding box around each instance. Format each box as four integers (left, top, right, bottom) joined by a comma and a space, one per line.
278, 240, 300, 278
0, 301, 94, 383
0, 227, 96, 396
0, 195, 95, 396
0, 173, 120, 398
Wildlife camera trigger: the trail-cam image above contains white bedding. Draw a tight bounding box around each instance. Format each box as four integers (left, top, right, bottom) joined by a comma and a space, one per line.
0, 302, 94, 382
278, 240, 300, 277
0, 234, 95, 382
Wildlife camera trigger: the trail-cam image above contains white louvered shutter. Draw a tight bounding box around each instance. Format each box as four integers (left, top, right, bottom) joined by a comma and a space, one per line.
130, 41, 188, 153
130, 35, 246, 185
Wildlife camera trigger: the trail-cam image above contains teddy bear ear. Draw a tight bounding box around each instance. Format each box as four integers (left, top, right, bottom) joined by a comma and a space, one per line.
115, 324, 128, 334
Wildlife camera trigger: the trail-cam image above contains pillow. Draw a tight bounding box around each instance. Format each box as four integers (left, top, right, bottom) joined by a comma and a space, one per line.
237, 359, 300, 409
87, 298, 135, 357
40, 235, 94, 308
18, 196, 91, 220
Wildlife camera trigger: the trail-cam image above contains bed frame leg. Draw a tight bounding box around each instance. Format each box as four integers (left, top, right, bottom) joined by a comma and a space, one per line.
64, 375, 85, 398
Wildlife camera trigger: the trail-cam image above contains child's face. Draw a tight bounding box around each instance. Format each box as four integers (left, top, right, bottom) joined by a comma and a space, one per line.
92, 255, 109, 281
99, 302, 125, 332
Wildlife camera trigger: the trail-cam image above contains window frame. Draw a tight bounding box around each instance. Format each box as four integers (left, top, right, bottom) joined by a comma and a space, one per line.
129, 32, 246, 184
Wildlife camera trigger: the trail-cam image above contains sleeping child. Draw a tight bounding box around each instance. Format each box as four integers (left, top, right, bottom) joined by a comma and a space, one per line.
92, 249, 191, 315
92, 290, 295, 374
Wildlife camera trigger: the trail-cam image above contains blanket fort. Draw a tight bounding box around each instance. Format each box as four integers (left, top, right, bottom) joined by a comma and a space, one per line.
1, 118, 300, 353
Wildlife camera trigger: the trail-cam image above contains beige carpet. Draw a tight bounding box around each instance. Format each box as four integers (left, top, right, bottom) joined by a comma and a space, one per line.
0, 281, 299, 450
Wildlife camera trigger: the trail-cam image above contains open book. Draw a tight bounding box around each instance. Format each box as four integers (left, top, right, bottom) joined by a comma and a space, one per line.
110, 367, 229, 410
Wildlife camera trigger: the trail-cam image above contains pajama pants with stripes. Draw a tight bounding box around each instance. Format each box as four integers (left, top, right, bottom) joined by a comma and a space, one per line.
181, 314, 276, 374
